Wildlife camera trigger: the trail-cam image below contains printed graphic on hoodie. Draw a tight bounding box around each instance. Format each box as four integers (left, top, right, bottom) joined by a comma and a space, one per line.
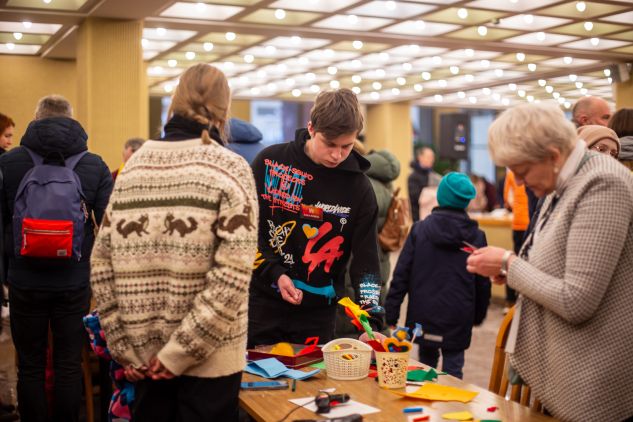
262, 159, 313, 213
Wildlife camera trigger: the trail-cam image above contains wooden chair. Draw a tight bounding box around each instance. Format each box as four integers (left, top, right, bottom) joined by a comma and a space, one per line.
488, 306, 542, 412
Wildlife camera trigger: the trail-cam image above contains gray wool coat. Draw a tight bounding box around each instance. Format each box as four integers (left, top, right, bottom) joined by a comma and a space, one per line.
508, 152, 633, 422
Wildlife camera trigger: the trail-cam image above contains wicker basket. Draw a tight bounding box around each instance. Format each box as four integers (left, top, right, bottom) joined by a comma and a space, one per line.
322, 338, 372, 380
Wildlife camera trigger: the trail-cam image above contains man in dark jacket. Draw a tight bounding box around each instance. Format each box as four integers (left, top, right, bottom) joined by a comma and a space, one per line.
385, 172, 490, 379
0, 95, 113, 422
408, 146, 441, 222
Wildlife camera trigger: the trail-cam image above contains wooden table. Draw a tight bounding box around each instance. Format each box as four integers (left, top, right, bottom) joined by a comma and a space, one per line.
239, 361, 556, 422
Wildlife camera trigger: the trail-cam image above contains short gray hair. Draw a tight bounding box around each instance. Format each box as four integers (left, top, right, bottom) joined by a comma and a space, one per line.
35, 95, 73, 120
488, 102, 576, 167
124, 137, 145, 152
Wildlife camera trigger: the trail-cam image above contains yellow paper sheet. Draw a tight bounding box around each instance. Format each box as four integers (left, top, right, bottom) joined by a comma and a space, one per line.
393, 383, 479, 403
442, 410, 474, 420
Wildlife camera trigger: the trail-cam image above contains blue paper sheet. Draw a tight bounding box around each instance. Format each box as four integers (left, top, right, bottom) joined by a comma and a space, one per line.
244, 358, 320, 380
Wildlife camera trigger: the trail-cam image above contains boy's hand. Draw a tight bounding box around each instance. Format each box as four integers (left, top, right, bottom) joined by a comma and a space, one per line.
124, 364, 148, 382
278, 274, 303, 305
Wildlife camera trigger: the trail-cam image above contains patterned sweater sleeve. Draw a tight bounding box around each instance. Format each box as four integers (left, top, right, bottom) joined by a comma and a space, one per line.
157, 171, 259, 375
508, 174, 633, 324
90, 203, 143, 367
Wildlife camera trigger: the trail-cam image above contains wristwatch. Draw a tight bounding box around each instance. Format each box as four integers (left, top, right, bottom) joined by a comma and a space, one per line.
500, 250, 515, 277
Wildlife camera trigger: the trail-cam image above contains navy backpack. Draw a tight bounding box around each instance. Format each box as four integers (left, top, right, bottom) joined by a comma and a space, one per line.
12, 147, 88, 260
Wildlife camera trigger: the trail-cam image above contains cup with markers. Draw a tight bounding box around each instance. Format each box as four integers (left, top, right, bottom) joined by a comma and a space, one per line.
375, 325, 421, 389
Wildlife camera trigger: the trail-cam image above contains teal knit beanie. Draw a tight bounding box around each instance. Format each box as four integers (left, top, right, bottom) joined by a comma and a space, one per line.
436, 172, 477, 210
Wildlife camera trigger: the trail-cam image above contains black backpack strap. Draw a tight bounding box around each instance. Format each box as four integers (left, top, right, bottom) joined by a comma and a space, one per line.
64, 151, 88, 169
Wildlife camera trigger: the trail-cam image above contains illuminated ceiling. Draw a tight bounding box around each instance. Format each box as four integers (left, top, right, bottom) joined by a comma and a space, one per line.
1, 0, 632, 108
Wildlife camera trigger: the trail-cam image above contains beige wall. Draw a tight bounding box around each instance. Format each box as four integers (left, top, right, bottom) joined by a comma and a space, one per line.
0, 56, 77, 144
614, 74, 633, 110
231, 99, 250, 121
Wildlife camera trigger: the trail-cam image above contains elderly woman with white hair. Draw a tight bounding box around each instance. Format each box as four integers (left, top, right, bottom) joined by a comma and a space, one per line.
466, 102, 633, 422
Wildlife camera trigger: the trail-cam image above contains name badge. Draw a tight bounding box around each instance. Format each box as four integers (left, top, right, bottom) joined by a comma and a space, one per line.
300, 204, 323, 221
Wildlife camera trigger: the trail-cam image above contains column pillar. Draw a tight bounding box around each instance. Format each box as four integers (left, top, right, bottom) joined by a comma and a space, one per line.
231, 100, 251, 121
365, 101, 412, 193
76, 18, 147, 168
613, 72, 633, 109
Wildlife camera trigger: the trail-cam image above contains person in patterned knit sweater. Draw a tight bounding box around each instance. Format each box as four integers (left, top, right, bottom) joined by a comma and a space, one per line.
91, 64, 258, 422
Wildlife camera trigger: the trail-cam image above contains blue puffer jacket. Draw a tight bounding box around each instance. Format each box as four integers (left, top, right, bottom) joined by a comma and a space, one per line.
385, 208, 490, 351
0, 117, 113, 291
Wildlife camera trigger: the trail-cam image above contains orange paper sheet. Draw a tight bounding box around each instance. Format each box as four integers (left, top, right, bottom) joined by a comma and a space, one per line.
393, 383, 478, 403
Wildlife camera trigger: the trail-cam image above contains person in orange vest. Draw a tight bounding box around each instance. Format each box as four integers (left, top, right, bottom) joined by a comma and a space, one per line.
503, 170, 530, 312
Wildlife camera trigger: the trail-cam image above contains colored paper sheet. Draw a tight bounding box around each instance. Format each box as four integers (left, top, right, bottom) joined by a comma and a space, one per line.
407, 368, 438, 382
289, 397, 380, 418
309, 361, 326, 369
393, 383, 479, 403
442, 411, 474, 420
479, 420, 502, 422
244, 357, 320, 380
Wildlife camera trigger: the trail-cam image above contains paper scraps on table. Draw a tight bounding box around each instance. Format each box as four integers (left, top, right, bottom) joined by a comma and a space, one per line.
244, 358, 320, 381
310, 361, 327, 369
487, 406, 498, 412
441, 410, 474, 420
289, 397, 380, 418
407, 368, 439, 382
393, 383, 479, 403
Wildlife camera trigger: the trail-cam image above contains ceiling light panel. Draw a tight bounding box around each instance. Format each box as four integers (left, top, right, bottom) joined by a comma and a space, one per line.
0, 43, 40, 55
606, 30, 633, 42
503, 32, 579, 46
240, 45, 302, 58
384, 45, 448, 57
466, 0, 562, 12
0, 21, 62, 34
240, 9, 322, 25
445, 27, 521, 41
551, 21, 630, 37
181, 43, 239, 54
538, 57, 598, 67
6, 0, 88, 10
329, 41, 392, 53
141, 39, 175, 51
269, 0, 358, 12
0, 33, 49, 44
495, 15, 570, 31
599, 10, 633, 25
197, 32, 263, 45
460, 60, 512, 70
381, 20, 460, 36
560, 38, 629, 50
443, 49, 499, 59
536, 2, 629, 19
160, 3, 244, 20
312, 15, 394, 31
143, 28, 197, 41
423, 7, 506, 25
346, 1, 436, 19
265, 36, 330, 49
304, 49, 359, 62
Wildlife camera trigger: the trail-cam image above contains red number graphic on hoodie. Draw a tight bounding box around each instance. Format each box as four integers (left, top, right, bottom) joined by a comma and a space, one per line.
303, 222, 344, 279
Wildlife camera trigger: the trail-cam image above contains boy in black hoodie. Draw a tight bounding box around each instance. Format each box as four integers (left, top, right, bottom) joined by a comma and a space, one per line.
248, 89, 382, 347
385, 172, 490, 379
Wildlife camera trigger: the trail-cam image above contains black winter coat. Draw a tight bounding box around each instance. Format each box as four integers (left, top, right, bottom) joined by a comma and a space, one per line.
385, 208, 490, 351
0, 117, 113, 291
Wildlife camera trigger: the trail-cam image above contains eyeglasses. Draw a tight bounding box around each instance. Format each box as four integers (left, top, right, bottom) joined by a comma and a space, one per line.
590, 143, 618, 159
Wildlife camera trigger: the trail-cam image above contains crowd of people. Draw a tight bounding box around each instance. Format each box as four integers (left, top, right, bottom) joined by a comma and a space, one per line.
0, 62, 631, 422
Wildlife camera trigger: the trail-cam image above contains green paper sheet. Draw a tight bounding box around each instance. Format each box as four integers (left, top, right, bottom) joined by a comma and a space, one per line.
309, 361, 326, 369
407, 368, 439, 382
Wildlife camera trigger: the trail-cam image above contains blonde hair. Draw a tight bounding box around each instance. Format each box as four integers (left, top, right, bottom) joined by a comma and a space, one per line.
169, 64, 230, 145
488, 102, 576, 167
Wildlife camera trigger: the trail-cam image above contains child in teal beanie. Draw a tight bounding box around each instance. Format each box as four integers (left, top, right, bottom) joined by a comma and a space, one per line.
385, 172, 491, 378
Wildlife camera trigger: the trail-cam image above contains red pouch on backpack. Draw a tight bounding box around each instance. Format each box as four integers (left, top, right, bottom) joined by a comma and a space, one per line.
20, 218, 74, 259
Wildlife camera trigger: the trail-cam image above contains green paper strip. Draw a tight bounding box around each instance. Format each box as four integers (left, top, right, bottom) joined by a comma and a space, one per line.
359, 314, 375, 339
309, 361, 326, 369
407, 368, 439, 382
